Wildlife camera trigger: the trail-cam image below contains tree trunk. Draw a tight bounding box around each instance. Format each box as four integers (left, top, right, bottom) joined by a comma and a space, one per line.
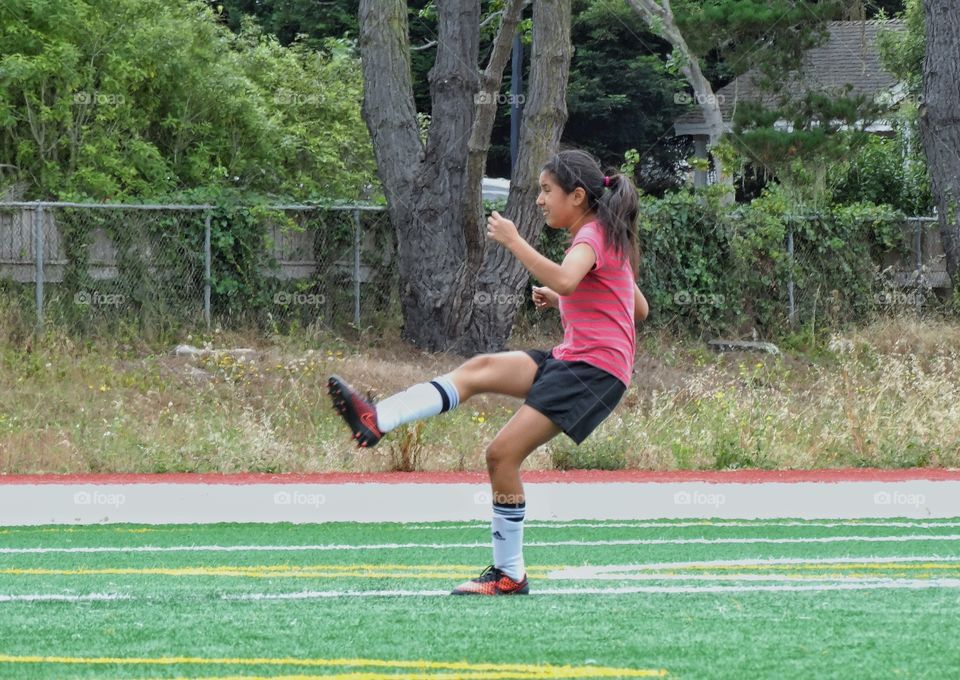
448, 0, 527, 343
918, 0, 960, 289
358, 0, 480, 350
360, 0, 572, 354
454, 0, 573, 354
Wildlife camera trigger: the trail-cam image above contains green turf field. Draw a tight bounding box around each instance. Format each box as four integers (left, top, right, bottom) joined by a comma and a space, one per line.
2, 519, 960, 679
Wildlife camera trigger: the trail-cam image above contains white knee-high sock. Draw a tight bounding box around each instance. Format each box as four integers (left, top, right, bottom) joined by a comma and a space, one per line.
492, 502, 526, 581
374, 375, 460, 433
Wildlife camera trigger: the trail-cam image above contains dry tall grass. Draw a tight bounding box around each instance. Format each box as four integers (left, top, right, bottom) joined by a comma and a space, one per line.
2, 309, 959, 473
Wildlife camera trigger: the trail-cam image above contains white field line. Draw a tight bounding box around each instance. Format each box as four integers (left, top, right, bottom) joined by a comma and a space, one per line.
6, 556, 960, 602
409, 521, 960, 530
7, 580, 959, 603
555, 573, 959, 583
4, 534, 960, 555
0, 593, 129, 602
554, 555, 960, 571
222, 579, 960, 599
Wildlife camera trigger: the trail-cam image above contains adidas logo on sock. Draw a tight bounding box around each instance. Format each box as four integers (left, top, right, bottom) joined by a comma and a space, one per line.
492, 531, 505, 541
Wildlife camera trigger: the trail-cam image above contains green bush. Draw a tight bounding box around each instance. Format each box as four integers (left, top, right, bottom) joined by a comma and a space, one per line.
637, 186, 909, 337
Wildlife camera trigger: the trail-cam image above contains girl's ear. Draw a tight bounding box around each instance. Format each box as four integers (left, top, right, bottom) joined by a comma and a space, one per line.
571, 186, 588, 207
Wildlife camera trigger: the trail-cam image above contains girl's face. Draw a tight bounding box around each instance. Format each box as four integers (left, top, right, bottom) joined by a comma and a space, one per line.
536, 170, 590, 230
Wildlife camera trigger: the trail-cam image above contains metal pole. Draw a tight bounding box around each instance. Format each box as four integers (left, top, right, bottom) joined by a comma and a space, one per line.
914, 218, 922, 279
787, 224, 795, 326
914, 218, 923, 313
204, 211, 212, 330
34, 203, 44, 333
353, 208, 361, 327
510, 30, 523, 175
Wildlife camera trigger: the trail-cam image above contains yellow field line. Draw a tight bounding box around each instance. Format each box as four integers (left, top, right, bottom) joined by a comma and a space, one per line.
0, 564, 562, 572
0, 655, 667, 678
182, 674, 645, 679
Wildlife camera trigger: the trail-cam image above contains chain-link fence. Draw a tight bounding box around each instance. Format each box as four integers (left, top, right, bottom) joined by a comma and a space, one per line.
0, 202, 396, 339
258, 205, 398, 332
0, 203, 209, 337
0, 201, 948, 340
786, 216, 944, 328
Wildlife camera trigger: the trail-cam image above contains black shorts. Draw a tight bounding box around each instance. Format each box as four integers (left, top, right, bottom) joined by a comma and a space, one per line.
523, 349, 626, 445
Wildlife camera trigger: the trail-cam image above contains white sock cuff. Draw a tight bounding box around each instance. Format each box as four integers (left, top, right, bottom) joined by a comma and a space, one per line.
493, 503, 526, 522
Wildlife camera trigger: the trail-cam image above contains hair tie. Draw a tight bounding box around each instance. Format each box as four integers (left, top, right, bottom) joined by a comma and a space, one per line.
603, 175, 613, 188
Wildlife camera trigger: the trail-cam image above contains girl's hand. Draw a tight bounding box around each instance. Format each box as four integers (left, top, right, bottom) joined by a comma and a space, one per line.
532, 285, 559, 310
486, 211, 520, 247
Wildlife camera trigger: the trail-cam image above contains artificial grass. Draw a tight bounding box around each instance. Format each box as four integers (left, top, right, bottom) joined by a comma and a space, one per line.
1, 520, 960, 678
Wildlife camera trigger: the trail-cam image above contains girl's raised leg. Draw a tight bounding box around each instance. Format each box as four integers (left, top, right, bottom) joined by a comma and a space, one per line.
328, 351, 538, 447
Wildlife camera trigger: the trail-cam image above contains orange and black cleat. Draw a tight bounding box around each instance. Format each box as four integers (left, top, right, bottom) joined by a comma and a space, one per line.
328, 375, 383, 448
450, 565, 529, 596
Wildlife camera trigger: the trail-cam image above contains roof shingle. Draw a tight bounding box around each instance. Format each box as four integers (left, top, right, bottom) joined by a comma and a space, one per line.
674, 19, 905, 134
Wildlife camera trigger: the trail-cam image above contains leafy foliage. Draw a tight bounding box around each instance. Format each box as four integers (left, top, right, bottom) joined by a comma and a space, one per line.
876, 0, 923, 96
730, 91, 882, 209
674, 0, 842, 87
214, 0, 360, 47
0, 0, 375, 200
828, 120, 932, 215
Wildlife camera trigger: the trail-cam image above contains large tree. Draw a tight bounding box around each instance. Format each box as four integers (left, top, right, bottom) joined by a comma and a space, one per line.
918, 0, 960, 291
359, 0, 572, 353
622, 0, 844, 192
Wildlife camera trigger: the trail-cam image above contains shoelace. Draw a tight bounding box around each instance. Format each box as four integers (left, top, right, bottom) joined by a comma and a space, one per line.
475, 565, 500, 582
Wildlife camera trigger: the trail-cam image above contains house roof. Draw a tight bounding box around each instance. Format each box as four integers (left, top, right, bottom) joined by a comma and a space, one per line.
673, 19, 906, 136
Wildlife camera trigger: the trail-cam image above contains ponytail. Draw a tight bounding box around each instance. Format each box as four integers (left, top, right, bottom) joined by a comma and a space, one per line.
597, 172, 640, 274
542, 150, 640, 274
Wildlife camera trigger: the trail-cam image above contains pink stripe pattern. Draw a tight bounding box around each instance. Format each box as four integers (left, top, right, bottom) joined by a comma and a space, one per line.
552, 222, 636, 386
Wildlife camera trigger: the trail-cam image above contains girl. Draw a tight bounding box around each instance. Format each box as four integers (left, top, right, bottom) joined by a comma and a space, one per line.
328, 149, 649, 595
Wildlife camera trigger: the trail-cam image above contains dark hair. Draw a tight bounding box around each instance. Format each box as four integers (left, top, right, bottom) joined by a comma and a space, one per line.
541, 149, 640, 273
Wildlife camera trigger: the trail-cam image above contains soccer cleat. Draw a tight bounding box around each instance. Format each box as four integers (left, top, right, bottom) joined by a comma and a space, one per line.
450, 565, 529, 596
328, 375, 383, 448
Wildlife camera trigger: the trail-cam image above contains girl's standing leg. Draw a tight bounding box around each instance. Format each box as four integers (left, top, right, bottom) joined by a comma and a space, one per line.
451, 405, 560, 595
484, 405, 560, 505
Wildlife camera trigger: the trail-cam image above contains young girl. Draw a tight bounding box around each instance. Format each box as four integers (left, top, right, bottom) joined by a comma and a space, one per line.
328, 149, 649, 595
